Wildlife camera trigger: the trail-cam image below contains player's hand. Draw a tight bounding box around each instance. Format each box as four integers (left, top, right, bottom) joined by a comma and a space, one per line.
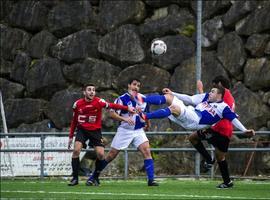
162, 88, 172, 94
128, 107, 136, 114
68, 138, 73, 149
244, 129, 255, 138
197, 80, 204, 94
144, 126, 149, 131
136, 106, 143, 114
123, 117, 135, 125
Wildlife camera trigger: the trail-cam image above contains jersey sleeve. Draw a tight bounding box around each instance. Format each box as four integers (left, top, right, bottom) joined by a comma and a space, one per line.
191, 93, 208, 105
98, 98, 128, 111
222, 106, 238, 121
172, 92, 207, 106
69, 102, 78, 139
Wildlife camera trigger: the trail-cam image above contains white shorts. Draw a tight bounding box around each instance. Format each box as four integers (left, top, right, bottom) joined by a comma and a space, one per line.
168, 96, 208, 130
111, 127, 149, 150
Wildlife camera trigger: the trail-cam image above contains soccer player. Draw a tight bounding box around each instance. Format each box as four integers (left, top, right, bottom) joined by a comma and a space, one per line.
68, 83, 135, 186
189, 76, 238, 189
87, 78, 159, 186
133, 86, 255, 137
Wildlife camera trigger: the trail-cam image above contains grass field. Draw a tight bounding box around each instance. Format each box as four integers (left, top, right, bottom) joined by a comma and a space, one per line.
1, 178, 270, 199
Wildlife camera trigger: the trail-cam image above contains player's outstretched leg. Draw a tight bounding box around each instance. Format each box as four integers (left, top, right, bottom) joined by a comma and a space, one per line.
138, 107, 172, 122
133, 93, 167, 106
86, 159, 108, 186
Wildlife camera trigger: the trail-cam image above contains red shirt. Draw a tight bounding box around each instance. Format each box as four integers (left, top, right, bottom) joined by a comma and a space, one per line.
211, 88, 235, 138
69, 97, 128, 138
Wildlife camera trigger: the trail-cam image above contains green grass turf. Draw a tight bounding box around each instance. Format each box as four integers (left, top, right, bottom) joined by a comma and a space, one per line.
1, 179, 270, 199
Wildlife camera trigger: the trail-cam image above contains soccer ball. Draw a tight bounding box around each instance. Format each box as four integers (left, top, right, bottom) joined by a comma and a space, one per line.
151, 39, 167, 56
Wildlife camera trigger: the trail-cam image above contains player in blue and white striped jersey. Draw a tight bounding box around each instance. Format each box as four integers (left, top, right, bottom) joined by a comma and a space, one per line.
135, 86, 254, 137
87, 78, 158, 186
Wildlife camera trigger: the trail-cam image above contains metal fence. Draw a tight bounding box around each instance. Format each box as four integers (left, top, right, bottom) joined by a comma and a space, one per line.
1, 131, 269, 180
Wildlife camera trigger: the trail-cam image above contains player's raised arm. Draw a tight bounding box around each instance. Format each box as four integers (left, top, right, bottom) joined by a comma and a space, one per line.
197, 80, 204, 94
98, 98, 135, 113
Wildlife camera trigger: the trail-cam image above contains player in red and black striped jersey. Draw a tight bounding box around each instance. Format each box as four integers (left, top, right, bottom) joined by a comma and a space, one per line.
68, 83, 135, 186
189, 76, 253, 189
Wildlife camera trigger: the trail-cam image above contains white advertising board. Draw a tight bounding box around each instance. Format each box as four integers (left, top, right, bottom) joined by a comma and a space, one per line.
0, 137, 84, 176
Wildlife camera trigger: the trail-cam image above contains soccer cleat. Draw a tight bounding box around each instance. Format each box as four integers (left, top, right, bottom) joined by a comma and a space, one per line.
86, 177, 100, 186
216, 181, 233, 189
148, 180, 159, 186
68, 178, 78, 186
201, 159, 215, 173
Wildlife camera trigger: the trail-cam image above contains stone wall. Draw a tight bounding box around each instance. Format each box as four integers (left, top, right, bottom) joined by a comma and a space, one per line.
1, 0, 269, 132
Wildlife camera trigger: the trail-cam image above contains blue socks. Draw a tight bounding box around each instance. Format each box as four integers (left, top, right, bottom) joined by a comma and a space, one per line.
144, 95, 166, 105
144, 159, 154, 181
145, 107, 171, 119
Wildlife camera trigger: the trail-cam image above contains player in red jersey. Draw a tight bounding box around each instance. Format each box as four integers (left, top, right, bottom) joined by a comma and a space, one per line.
189, 76, 251, 189
68, 83, 135, 186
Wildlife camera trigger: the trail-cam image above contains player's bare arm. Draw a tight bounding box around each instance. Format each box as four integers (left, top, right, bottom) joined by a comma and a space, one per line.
109, 110, 135, 126
197, 80, 204, 94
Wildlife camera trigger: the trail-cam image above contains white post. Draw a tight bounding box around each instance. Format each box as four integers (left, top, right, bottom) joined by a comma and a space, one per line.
196, 0, 202, 86
0, 90, 14, 177
195, 0, 202, 179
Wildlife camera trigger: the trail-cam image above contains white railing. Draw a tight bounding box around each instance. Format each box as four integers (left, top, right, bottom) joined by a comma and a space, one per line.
1, 131, 269, 179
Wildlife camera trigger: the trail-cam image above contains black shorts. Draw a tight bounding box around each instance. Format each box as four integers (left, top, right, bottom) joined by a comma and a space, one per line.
75, 128, 104, 148
197, 128, 230, 152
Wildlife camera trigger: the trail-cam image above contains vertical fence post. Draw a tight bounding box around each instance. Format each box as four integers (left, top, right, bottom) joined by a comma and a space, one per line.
195, 152, 200, 179
210, 145, 215, 179
195, 0, 202, 180
196, 0, 202, 86
40, 134, 45, 180
124, 149, 128, 180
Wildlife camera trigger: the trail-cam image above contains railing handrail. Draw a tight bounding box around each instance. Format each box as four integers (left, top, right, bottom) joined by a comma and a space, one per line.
1, 148, 270, 153
0, 131, 270, 137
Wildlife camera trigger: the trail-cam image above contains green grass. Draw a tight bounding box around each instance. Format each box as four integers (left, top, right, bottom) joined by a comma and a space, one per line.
1, 179, 270, 199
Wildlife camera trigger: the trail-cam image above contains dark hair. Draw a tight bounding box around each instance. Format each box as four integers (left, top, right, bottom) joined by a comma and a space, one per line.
215, 85, 225, 99
212, 75, 230, 89
82, 83, 95, 90
128, 78, 141, 85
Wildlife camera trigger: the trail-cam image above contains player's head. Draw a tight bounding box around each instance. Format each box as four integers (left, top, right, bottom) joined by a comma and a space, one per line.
127, 78, 141, 94
83, 83, 96, 101
212, 75, 230, 89
208, 85, 225, 102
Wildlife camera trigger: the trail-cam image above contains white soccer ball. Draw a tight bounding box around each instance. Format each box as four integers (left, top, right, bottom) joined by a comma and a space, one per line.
151, 39, 167, 56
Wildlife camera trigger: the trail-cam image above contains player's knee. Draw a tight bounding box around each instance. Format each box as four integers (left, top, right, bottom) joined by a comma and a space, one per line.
164, 94, 174, 105
189, 132, 199, 144
143, 150, 152, 159
215, 151, 226, 162
169, 105, 180, 116
72, 149, 81, 157
96, 152, 105, 160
